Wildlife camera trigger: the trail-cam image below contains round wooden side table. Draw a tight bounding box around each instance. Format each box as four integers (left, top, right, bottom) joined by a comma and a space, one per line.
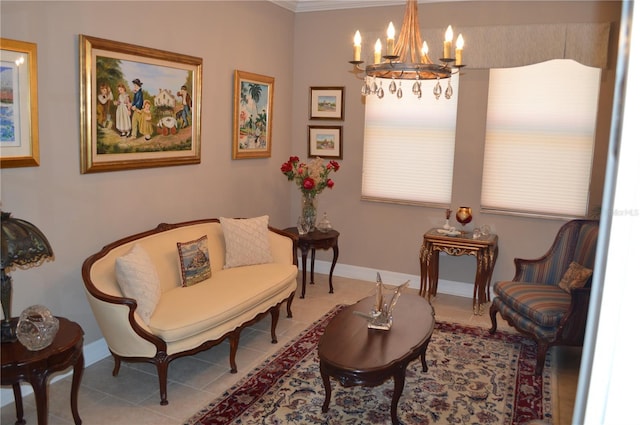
284, 227, 339, 298
1, 317, 84, 425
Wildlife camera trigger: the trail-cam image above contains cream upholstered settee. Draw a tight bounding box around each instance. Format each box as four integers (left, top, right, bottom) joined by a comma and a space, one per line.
81, 216, 298, 405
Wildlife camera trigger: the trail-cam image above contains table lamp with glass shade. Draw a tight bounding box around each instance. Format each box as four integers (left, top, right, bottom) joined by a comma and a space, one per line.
1, 211, 54, 342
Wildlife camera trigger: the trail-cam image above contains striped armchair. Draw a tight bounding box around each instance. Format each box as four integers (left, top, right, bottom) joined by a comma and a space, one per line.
489, 219, 599, 375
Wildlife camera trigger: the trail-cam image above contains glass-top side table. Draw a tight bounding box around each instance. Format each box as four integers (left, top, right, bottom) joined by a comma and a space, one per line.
419, 228, 499, 314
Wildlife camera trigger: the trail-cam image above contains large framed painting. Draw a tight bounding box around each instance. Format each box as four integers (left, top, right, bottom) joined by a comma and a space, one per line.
0, 38, 39, 168
233, 70, 274, 159
308, 125, 342, 159
79, 35, 202, 173
309, 86, 344, 120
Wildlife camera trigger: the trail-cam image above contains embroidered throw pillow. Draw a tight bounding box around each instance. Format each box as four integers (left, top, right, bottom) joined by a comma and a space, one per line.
177, 235, 212, 287
220, 215, 273, 268
558, 261, 593, 293
115, 244, 161, 324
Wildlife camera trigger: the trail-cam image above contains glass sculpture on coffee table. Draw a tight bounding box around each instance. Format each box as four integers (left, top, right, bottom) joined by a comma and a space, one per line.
354, 273, 409, 330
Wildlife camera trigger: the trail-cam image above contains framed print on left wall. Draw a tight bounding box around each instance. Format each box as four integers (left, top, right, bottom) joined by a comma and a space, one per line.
79, 35, 202, 173
0, 38, 39, 168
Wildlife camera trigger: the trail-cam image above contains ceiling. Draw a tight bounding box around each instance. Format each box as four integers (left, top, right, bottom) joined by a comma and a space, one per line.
269, 0, 436, 13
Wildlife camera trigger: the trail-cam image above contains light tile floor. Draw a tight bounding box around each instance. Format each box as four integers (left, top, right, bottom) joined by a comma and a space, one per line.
0, 275, 578, 424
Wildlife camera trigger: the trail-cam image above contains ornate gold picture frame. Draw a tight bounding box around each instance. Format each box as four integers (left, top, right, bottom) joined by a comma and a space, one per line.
0, 38, 39, 168
233, 70, 274, 159
79, 35, 202, 173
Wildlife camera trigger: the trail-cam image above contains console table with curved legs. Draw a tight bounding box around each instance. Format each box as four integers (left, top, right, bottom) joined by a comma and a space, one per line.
419, 228, 498, 314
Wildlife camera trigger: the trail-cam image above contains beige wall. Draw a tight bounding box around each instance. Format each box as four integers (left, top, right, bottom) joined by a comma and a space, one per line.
0, 1, 295, 344
291, 1, 620, 283
0, 1, 621, 346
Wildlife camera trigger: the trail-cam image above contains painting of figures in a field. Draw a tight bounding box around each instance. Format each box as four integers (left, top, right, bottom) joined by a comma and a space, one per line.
95, 57, 194, 155
80, 35, 202, 172
233, 70, 273, 159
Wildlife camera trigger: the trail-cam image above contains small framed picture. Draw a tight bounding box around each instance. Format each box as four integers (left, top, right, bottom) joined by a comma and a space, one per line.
308, 125, 342, 159
309, 86, 344, 120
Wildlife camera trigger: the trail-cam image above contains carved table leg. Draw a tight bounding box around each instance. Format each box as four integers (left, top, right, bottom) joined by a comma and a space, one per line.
300, 245, 309, 298
390, 368, 407, 425
328, 244, 338, 294
71, 352, 84, 424
30, 373, 49, 425
320, 364, 332, 413
427, 246, 440, 299
310, 248, 316, 284
419, 243, 428, 297
12, 383, 25, 425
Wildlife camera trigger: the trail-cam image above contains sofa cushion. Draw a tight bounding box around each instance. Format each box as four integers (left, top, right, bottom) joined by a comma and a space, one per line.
114, 244, 161, 324
493, 280, 571, 328
148, 263, 297, 342
220, 215, 273, 268
177, 235, 212, 287
558, 261, 592, 293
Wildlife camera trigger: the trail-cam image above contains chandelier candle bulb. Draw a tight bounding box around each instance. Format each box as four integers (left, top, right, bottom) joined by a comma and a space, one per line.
374, 39, 382, 64
353, 31, 362, 62
386, 22, 395, 55
421, 41, 429, 63
455, 34, 464, 66
444, 25, 453, 59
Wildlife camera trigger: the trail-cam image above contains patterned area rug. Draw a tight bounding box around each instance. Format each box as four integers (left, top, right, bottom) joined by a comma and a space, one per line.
185, 305, 552, 425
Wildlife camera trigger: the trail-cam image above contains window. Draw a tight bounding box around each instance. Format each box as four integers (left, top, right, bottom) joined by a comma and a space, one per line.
361, 75, 459, 206
481, 60, 601, 217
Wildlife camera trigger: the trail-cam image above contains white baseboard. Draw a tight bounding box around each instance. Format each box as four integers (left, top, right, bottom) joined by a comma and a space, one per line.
304, 258, 476, 299
1, 261, 475, 408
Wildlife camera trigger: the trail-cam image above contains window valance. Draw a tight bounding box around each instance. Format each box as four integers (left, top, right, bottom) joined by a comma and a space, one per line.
420, 22, 611, 69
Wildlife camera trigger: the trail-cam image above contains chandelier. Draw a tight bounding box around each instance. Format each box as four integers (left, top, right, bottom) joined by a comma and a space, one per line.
349, 0, 465, 100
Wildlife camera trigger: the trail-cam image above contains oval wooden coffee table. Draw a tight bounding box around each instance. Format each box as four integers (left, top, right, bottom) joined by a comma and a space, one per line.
318, 293, 435, 425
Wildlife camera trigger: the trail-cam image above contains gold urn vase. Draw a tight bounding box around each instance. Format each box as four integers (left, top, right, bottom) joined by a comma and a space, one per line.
456, 207, 473, 231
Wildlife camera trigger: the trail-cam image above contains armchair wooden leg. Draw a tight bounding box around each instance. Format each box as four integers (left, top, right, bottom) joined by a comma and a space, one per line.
535, 341, 549, 376
489, 302, 499, 334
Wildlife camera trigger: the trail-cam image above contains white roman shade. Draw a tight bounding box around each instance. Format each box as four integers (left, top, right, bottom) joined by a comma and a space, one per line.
481, 59, 601, 217
362, 75, 459, 206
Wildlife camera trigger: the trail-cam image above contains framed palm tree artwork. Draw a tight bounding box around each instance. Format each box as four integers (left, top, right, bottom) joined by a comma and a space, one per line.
233, 70, 274, 159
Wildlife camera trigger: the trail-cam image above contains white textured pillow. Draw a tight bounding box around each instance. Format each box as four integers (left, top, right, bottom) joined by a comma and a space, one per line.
115, 244, 161, 324
220, 215, 273, 268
